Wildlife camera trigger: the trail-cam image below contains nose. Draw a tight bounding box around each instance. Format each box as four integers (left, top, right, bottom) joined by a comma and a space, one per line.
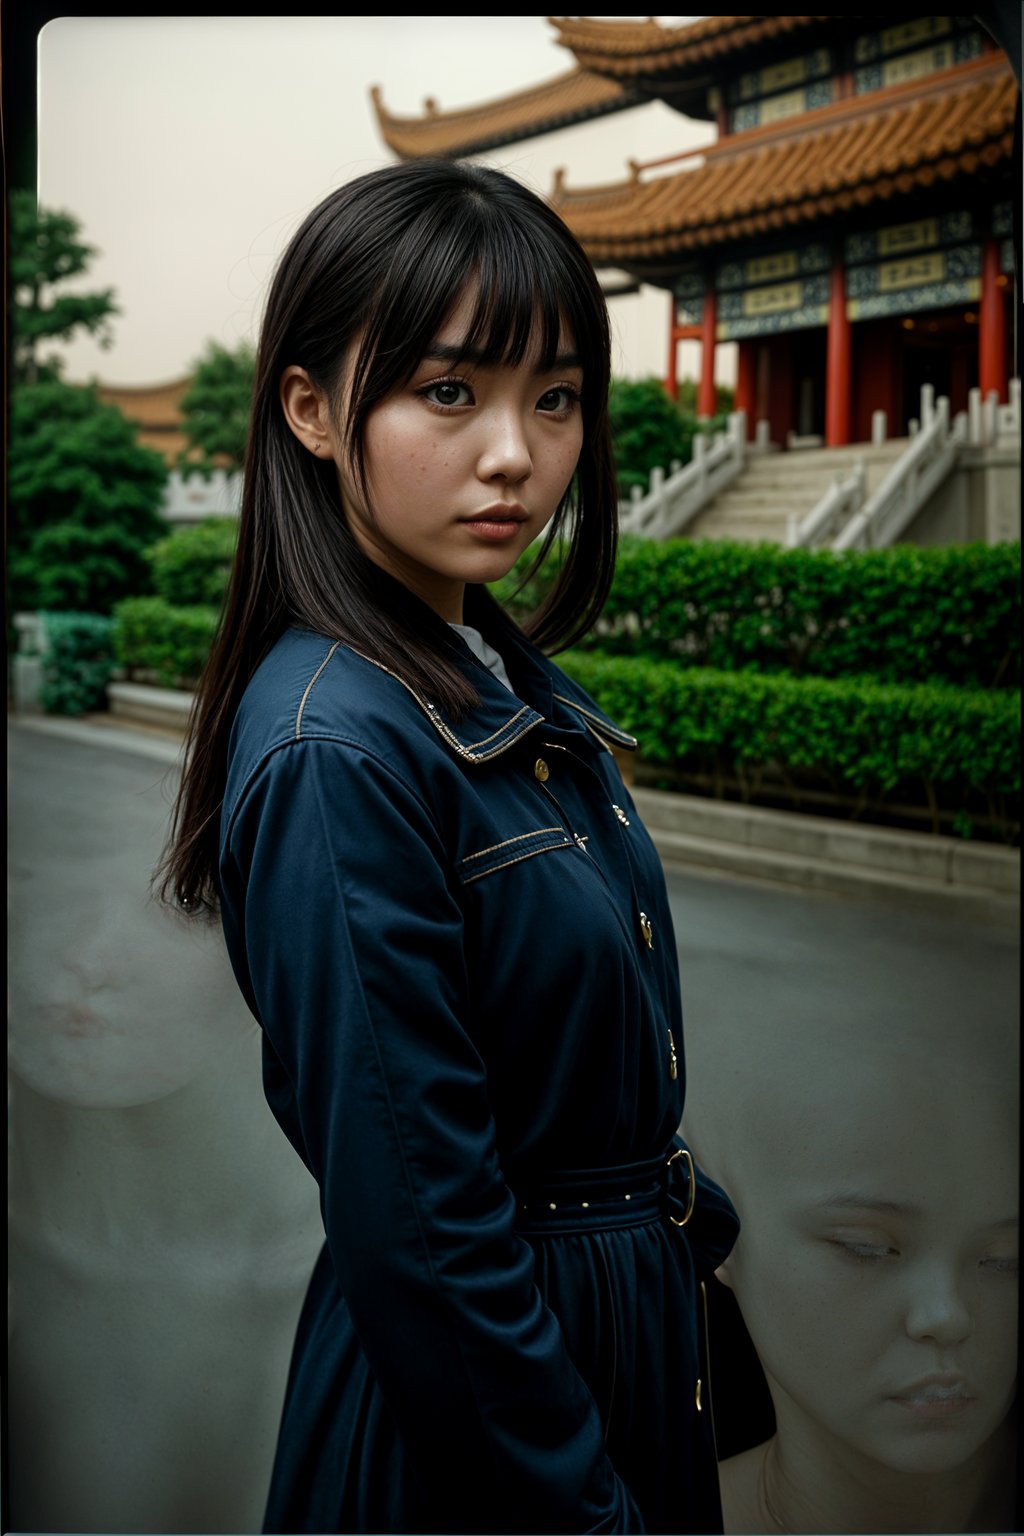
904, 1265, 974, 1346
476, 406, 533, 487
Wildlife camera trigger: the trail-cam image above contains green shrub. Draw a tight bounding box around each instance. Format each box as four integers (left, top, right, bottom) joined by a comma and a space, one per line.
148, 516, 237, 607
37, 611, 116, 716
559, 650, 1020, 836
112, 596, 220, 689
497, 539, 1020, 690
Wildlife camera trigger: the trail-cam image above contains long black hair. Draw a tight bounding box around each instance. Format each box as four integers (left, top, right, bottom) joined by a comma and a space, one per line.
159, 159, 618, 915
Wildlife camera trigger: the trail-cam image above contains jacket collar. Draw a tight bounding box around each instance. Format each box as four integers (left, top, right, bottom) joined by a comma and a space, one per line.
350, 587, 637, 766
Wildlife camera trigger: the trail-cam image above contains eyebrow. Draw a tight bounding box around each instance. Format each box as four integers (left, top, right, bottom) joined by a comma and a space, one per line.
817, 1195, 917, 1216
423, 342, 583, 371
815, 1195, 1018, 1231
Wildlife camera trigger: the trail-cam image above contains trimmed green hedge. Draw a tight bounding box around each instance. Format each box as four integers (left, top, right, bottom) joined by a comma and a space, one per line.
38, 611, 116, 716
560, 649, 1020, 837
496, 538, 1020, 690
112, 596, 220, 690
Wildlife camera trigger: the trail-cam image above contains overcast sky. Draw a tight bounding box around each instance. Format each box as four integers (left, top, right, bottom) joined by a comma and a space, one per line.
37, 16, 728, 389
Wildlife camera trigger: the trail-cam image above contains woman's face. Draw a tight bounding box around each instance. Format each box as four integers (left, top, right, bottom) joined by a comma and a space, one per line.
334, 290, 585, 624
719, 1064, 1018, 1476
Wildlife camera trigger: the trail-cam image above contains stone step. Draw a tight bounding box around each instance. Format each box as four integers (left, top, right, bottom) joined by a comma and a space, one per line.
688, 516, 791, 541
744, 442, 911, 473
709, 489, 834, 508
690, 525, 792, 543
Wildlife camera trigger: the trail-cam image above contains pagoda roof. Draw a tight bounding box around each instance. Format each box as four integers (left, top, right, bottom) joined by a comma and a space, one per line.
371, 66, 639, 161
96, 377, 193, 466
549, 15, 833, 77
552, 53, 1017, 275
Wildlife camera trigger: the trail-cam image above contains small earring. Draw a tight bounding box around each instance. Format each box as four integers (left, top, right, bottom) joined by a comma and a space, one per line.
312, 441, 320, 454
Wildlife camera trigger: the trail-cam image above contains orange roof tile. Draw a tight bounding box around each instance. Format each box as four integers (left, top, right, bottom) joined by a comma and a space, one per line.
553, 55, 1017, 264
550, 15, 833, 76
371, 66, 638, 160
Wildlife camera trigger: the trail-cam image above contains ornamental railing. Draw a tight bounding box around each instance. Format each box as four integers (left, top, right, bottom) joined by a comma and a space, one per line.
786, 457, 868, 549
618, 410, 748, 540
833, 391, 963, 551
788, 381, 1021, 552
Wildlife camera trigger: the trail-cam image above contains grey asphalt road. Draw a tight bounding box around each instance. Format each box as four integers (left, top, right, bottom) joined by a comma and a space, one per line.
9, 715, 1019, 1060
7, 716, 1020, 1534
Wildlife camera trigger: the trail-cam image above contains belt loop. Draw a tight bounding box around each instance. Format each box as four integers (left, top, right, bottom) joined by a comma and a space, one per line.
667, 1147, 696, 1227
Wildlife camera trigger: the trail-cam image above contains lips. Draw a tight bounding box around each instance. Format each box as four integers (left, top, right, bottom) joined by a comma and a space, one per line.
462, 506, 527, 525
889, 1376, 975, 1417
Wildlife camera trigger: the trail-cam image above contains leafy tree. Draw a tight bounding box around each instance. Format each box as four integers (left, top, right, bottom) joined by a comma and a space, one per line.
7, 380, 169, 614
7, 195, 168, 619
8, 190, 118, 383
178, 340, 256, 475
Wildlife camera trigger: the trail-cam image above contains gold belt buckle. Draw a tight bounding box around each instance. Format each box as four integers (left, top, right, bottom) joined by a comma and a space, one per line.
667, 1147, 696, 1227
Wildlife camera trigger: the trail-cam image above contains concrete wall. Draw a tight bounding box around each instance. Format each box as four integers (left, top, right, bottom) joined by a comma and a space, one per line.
904, 444, 1021, 546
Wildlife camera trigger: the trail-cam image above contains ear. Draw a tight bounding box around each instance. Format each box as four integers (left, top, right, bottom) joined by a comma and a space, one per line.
279, 365, 334, 459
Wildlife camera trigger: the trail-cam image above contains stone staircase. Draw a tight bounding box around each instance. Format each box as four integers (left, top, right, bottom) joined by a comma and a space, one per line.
685, 439, 910, 543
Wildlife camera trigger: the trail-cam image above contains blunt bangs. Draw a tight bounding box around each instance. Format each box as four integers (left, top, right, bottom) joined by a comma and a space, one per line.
341, 169, 610, 493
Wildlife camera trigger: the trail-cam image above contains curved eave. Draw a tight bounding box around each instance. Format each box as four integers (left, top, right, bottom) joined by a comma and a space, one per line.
549, 14, 832, 80
371, 67, 639, 161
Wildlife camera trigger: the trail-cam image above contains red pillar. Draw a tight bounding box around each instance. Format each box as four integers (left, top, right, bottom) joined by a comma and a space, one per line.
698, 282, 717, 418
665, 292, 678, 400
735, 341, 756, 438
825, 259, 852, 447
979, 239, 1007, 403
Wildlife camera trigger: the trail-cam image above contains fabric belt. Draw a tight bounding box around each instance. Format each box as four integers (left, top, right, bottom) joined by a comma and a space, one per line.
511, 1148, 696, 1237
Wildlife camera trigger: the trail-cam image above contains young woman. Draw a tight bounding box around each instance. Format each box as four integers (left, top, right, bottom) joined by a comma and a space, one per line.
161, 159, 738, 1535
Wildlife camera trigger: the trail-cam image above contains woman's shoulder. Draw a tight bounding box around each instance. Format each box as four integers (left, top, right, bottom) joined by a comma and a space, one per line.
226, 628, 443, 794
236, 627, 412, 740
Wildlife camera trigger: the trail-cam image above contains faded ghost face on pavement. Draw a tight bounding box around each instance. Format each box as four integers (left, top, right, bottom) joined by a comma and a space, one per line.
717, 1053, 1017, 1477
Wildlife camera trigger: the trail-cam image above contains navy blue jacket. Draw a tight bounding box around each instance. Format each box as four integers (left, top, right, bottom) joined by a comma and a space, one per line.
218, 593, 738, 1534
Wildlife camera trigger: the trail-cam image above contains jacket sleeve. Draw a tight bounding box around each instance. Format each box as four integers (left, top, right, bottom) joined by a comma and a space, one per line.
223, 737, 645, 1534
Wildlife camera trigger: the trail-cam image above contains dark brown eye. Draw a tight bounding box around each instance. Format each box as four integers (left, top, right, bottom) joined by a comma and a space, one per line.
537, 387, 578, 414
423, 380, 471, 408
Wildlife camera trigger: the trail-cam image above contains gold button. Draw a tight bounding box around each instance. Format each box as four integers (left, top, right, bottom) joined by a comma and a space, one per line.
534, 758, 550, 782
695, 1378, 703, 1412
639, 912, 654, 950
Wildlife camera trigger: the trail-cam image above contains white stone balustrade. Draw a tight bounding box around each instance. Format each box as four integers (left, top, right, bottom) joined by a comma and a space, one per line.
618, 410, 747, 539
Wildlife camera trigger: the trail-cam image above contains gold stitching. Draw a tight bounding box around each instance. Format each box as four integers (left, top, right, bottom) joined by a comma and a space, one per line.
461, 839, 574, 884
295, 642, 341, 739
461, 827, 564, 863
349, 649, 537, 760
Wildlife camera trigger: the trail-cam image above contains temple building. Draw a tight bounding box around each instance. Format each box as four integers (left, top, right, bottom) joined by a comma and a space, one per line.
373, 16, 1017, 450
